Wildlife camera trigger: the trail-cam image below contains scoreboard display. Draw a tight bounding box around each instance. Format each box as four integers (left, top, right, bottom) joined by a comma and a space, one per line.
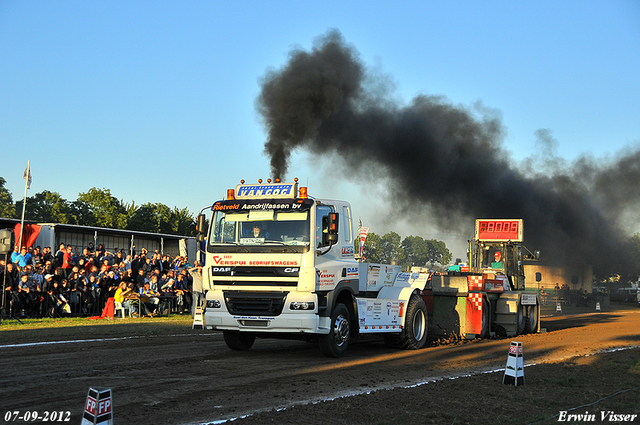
475, 219, 523, 242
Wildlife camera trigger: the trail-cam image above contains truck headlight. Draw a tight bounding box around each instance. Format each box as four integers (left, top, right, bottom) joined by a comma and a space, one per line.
290, 301, 314, 310
207, 300, 221, 308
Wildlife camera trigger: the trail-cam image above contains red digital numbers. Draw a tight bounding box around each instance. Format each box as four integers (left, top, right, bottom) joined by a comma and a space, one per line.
476, 220, 522, 241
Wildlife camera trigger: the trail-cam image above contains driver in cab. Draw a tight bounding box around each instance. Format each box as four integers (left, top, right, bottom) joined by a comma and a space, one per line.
491, 251, 504, 268
250, 223, 268, 239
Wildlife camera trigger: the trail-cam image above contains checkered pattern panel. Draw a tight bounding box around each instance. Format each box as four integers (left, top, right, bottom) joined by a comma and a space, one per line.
467, 275, 483, 291
468, 292, 483, 311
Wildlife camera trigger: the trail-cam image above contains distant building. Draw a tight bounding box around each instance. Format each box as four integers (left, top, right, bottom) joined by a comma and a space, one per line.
524, 261, 593, 293
0, 218, 196, 260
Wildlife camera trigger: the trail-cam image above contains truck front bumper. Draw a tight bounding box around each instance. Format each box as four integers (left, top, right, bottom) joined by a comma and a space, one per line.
203, 289, 329, 334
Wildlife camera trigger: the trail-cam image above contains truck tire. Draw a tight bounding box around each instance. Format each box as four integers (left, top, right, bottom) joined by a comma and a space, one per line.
391, 294, 428, 350
223, 331, 256, 351
404, 295, 428, 349
524, 304, 538, 334
319, 303, 351, 357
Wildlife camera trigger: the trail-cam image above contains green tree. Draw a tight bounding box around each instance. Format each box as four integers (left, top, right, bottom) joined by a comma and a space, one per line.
380, 231, 402, 265
75, 188, 128, 229
400, 235, 452, 271
172, 207, 196, 235
126, 203, 195, 235
68, 200, 94, 226
127, 203, 173, 234
362, 232, 381, 263
15, 190, 73, 223
362, 231, 403, 264
0, 177, 15, 218
126, 203, 161, 233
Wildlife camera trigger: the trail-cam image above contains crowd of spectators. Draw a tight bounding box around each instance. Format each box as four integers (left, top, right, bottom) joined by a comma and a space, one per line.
1, 242, 201, 319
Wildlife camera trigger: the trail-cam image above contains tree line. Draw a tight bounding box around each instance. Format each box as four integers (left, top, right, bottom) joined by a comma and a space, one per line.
362, 231, 453, 272
0, 177, 196, 236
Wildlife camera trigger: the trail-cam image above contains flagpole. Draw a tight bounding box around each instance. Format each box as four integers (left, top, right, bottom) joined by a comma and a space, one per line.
18, 161, 30, 249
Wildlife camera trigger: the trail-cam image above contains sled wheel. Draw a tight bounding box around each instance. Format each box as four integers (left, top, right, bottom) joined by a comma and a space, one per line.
480, 296, 491, 338
524, 303, 538, 334
516, 298, 526, 335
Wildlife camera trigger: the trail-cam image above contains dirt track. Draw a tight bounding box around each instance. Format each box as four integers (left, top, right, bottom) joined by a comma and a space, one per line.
1, 308, 639, 425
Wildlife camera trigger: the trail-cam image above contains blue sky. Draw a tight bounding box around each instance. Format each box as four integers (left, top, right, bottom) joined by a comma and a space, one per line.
2, 0, 639, 256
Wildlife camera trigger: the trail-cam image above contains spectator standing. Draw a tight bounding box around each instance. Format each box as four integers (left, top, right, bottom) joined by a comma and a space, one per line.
62, 246, 73, 277
31, 246, 43, 266
43, 258, 55, 275
123, 254, 132, 271
10, 246, 19, 267
13, 247, 32, 269
54, 243, 65, 269
42, 247, 53, 266
2, 263, 20, 316
189, 261, 204, 316
174, 272, 192, 313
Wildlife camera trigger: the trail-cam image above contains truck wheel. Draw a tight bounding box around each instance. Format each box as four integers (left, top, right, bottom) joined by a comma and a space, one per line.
319, 303, 351, 357
524, 304, 538, 334
401, 294, 428, 350
516, 299, 526, 335
223, 331, 256, 351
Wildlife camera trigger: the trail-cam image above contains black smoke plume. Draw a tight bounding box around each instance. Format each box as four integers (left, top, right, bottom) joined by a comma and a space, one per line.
257, 30, 640, 276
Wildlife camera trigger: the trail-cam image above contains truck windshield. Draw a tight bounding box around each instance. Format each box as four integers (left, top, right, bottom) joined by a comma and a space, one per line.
477, 243, 506, 270
208, 204, 311, 252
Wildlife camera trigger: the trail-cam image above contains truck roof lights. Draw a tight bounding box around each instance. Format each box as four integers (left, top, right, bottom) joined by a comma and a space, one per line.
299, 186, 308, 199
226, 189, 235, 200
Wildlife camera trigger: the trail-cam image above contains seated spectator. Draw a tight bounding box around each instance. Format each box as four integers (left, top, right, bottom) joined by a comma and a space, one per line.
18, 273, 38, 317
139, 281, 160, 317
53, 280, 71, 316
114, 281, 141, 317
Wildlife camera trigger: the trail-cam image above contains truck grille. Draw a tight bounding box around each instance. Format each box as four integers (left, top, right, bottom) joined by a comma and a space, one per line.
224, 291, 288, 316
215, 280, 298, 287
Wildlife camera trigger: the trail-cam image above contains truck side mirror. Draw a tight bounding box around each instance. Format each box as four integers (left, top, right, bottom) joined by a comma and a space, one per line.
196, 214, 207, 243
322, 213, 339, 246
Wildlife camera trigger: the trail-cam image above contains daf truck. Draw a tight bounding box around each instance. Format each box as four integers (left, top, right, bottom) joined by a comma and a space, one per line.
196, 180, 540, 357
